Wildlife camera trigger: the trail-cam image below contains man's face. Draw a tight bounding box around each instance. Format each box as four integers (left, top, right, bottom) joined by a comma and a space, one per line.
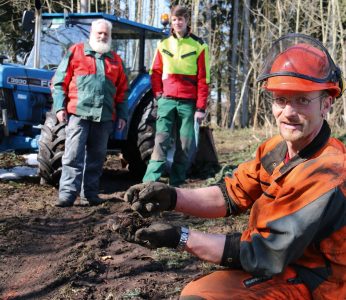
171, 15, 188, 36
271, 90, 331, 149
89, 22, 111, 53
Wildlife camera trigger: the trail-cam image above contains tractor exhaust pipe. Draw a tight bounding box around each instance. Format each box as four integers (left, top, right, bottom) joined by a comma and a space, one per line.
33, 0, 42, 68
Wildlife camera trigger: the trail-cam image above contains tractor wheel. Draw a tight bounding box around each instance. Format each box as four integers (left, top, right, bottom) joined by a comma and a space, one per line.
122, 94, 157, 179
37, 112, 66, 186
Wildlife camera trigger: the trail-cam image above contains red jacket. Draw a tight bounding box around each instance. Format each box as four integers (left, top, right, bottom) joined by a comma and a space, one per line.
52, 42, 128, 122
150, 32, 210, 110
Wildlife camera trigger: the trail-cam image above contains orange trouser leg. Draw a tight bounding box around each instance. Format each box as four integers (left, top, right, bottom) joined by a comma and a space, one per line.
180, 267, 312, 300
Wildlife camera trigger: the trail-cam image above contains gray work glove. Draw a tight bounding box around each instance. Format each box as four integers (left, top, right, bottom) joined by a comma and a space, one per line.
135, 223, 180, 249
124, 182, 177, 217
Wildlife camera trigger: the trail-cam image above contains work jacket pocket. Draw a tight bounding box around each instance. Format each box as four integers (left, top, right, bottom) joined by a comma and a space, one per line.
181, 51, 197, 59
72, 56, 95, 75
105, 59, 121, 79
162, 49, 174, 57
180, 51, 198, 74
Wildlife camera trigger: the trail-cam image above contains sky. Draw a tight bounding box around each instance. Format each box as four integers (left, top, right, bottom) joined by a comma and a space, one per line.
126, 0, 170, 28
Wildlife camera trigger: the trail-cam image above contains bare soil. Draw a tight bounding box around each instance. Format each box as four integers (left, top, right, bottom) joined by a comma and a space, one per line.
0, 128, 264, 300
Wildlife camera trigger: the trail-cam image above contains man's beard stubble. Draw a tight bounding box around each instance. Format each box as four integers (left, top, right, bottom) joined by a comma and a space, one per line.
276, 118, 305, 143
89, 36, 112, 54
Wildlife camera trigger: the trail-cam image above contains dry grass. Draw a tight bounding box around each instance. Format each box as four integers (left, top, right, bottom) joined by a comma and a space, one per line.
213, 127, 269, 167
213, 125, 346, 167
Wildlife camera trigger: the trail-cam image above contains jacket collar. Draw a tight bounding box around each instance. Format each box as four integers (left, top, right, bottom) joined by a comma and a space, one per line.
83, 41, 113, 59
261, 120, 331, 175
171, 26, 191, 39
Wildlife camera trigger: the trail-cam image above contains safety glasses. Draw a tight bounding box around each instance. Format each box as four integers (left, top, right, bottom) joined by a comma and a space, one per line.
262, 91, 327, 109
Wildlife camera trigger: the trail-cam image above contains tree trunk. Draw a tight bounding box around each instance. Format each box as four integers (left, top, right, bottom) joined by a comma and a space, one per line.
80, 0, 89, 12
192, 0, 200, 33
229, 0, 239, 129
241, 0, 250, 128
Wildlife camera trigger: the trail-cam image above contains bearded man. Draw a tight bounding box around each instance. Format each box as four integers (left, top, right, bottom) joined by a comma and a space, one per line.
51, 19, 128, 207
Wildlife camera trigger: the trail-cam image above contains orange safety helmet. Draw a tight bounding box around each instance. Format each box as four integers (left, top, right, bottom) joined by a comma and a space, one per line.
257, 33, 344, 98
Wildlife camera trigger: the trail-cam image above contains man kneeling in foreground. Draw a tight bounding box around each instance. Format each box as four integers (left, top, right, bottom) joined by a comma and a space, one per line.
125, 33, 346, 300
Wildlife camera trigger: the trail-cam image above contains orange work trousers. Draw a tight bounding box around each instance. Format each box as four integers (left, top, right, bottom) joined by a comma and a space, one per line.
180, 267, 312, 300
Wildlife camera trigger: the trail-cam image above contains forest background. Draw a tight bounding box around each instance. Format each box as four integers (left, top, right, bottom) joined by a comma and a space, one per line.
1, 0, 346, 131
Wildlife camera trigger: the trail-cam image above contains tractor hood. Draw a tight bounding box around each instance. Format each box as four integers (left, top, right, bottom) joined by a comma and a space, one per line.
0, 63, 53, 94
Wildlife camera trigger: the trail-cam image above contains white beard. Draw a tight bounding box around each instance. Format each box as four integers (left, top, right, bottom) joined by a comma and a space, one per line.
89, 36, 111, 54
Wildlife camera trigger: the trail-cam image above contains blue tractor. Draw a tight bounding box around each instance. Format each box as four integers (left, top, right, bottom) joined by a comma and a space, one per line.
0, 4, 168, 185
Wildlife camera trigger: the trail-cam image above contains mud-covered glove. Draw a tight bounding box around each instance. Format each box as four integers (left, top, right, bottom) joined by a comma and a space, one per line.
124, 182, 177, 217
135, 223, 181, 249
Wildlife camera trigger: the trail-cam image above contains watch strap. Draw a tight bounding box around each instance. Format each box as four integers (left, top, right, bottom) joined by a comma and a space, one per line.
176, 227, 189, 251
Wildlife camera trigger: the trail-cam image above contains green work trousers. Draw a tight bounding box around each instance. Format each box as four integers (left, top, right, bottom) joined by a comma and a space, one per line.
143, 97, 195, 186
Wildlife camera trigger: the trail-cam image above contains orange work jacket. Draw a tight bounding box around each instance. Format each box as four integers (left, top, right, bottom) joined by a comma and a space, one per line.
222, 121, 346, 300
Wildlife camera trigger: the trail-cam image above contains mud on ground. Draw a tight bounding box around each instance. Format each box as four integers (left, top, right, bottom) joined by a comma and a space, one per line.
0, 127, 260, 300
0, 158, 239, 300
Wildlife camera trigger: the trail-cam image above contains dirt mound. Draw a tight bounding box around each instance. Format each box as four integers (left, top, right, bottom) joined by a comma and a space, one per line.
0, 129, 256, 300
0, 167, 208, 299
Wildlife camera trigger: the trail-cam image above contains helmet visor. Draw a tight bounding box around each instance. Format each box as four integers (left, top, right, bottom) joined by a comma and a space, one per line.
257, 33, 339, 84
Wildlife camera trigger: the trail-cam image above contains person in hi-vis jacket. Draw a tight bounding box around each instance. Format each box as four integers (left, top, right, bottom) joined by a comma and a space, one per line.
142, 5, 210, 187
